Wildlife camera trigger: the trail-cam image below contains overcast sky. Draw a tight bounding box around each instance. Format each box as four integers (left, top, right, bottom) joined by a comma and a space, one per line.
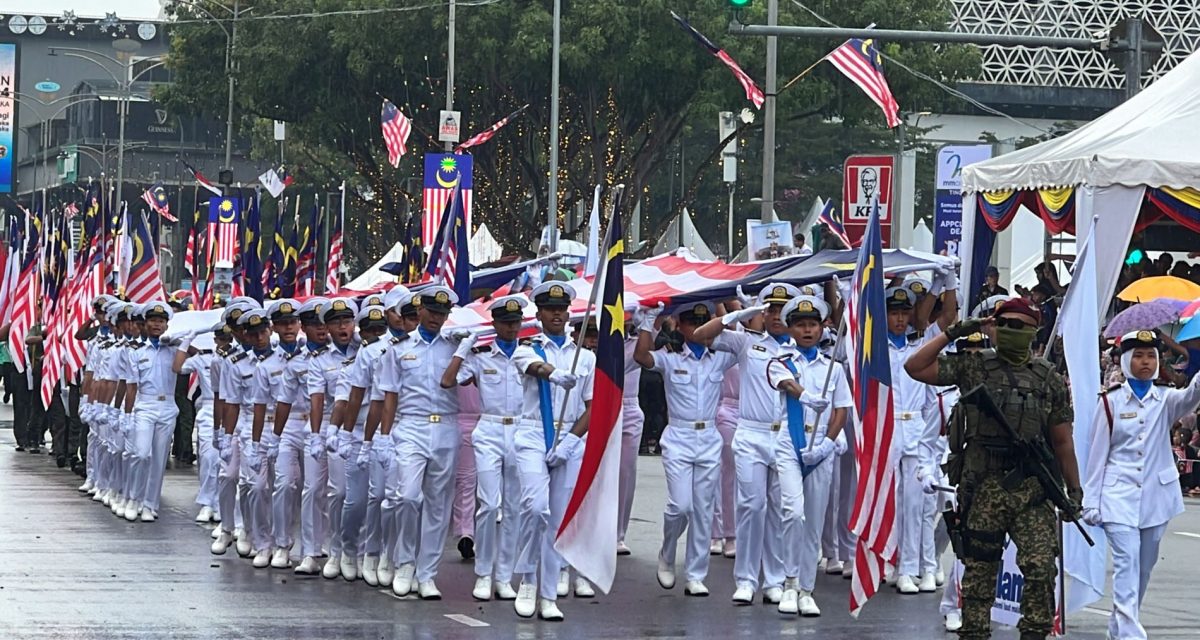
5, 1, 163, 21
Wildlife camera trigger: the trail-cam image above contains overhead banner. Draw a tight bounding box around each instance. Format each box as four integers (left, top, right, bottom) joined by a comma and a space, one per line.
934, 144, 992, 255
0, 43, 17, 194
843, 154, 894, 247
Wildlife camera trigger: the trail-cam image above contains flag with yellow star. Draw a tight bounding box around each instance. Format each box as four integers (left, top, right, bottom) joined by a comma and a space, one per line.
555, 194, 624, 594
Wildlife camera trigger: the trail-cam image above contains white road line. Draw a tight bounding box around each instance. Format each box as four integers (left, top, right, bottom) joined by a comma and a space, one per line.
1173, 531, 1200, 539
1083, 607, 1110, 617
444, 614, 490, 628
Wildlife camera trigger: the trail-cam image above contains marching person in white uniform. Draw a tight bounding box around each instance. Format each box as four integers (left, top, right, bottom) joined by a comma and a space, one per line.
174, 321, 224, 523
768, 295, 853, 616
692, 282, 800, 605
509, 281, 595, 621
112, 303, 143, 519
1083, 330, 1200, 640
635, 301, 737, 597
440, 294, 528, 601
123, 301, 181, 522
616, 328, 643, 556
211, 301, 257, 556
78, 294, 116, 495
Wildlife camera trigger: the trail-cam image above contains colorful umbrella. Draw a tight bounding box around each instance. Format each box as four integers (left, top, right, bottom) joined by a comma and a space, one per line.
1117, 276, 1200, 303
1178, 315, 1200, 343
1181, 299, 1200, 320
1103, 299, 1182, 338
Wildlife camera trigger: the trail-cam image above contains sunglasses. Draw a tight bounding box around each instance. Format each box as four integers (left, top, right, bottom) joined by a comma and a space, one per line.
996, 317, 1033, 330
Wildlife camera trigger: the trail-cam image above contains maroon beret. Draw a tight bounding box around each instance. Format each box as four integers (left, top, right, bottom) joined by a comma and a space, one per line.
994, 297, 1042, 324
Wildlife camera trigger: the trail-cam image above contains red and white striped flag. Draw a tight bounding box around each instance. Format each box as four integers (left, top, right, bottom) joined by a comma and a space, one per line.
326, 183, 344, 293
124, 211, 166, 304
8, 257, 38, 374
826, 38, 901, 128
207, 196, 240, 266
381, 99, 412, 168
455, 104, 529, 152
671, 12, 765, 109
422, 154, 472, 251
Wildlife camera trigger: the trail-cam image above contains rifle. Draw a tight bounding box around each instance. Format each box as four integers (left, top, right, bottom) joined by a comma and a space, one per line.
960, 384, 1095, 547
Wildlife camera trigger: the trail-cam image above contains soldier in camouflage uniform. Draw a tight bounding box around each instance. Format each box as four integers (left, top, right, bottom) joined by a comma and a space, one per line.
904, 297, 1082, 640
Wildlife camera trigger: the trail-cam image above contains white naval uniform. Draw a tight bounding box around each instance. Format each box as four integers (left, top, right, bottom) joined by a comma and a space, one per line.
649, 344, 737, 583
222, 347, 270, 551
888, 333, 933, 578
710, 328, 790, 594
511, 334, 595, 601
181, 350, 218, 512
455, 341, 525, 583
82, 329, 112, 486
376, 328, 461, 583
215, 345, 247, 536
88, 336, 118, 493
823, 341, 858, 567
1084, 376, 1200, 640
339, 335, 390, 563
305, 340, 358, 559
768, 347, 853, 592
117, 339, 143, 503
713, 366, 740, 541
926, 385, 960, 568
271, 343, 320, 555
617, 337, 644, 544
128, 337, 182, 513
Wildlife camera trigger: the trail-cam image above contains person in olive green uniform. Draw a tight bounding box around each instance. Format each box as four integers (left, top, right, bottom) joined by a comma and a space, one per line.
904, 297, 1082, 640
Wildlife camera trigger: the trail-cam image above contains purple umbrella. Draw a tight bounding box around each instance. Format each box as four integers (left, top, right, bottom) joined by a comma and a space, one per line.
1104, 299, 1181, 338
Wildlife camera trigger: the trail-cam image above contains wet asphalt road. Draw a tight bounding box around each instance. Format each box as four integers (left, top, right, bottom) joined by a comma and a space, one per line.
1, 419, 1194, 639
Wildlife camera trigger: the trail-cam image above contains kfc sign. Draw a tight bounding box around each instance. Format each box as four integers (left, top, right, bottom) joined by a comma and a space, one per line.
843, 154, 894, 247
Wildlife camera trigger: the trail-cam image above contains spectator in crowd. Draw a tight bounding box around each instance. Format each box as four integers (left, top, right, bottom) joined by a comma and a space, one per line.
1172, 426, 1200, 496
974, 266, 1008, 310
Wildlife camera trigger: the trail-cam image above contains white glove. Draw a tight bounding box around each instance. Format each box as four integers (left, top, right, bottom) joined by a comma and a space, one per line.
178, 330, 197, 351
799, 391, 830, 413
735, 285, 754, 307
1082, 507, 1102, 527
942, 269, 960, 292
262, 431, 280, 461
245, 441, 263, 472
453, 331, 479, 359
800, 438, 836, 466
336, 430, 354, 459
637, 302, 665, 334
722, 304, 768, 327
548, 370, 578, 390
833, 431, 848, 455
305, 432, 324, 459
121, 413, 135, 437
921, 474, 937, 495
217, 433, 233, 461
322, 424, 340, 453
546, 433, 582, 467
355, 439, 373, 468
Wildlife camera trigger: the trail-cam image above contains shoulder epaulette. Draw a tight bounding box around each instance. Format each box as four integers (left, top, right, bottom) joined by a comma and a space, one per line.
520, 338, 536, 346
745, 329, 765, 336
1154, 380, 1175, 388
230, 352, 248, 363
256, 352, 271, 362
309, 345, 329, 358
390, 334, 409, 344
341, 357, 356, 366
471, 345, 493, 354
363, 336, 379, 346
1101, 384, 1123, 395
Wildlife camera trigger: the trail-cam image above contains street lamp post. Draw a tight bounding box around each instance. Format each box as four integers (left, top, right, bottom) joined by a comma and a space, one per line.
169, 0, 241, 182
445, 0, 456, 153
547, 0, 562, 253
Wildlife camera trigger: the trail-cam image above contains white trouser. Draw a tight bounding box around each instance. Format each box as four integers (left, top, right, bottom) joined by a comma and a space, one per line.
91, 405, 113, 490
364, 450, 387, 557
898, 454, 934, 576
238, 417, 273, 551
1104, 522, 1168, 640
660, 422, 722, 583
515, 423, 582, 601
732, 419, 785, 592
618, 399, 644, 541
83, 399, 98, 482
130, 398, 180, 512
271, 419, 308, 550
114, 411, 133, 498
194, 405, 219, 510
472, 417, 522, 582
823, 423, 858, 563
939, 559, 964, 615
325, 432, 348, 556
340, 438, 368, 558
217, 422, 242, 534
395, 416, 460, 582
712, 400, 738, 540
453, 415, 479, 540
300, 422, 329, 558
778, 431, 835, 591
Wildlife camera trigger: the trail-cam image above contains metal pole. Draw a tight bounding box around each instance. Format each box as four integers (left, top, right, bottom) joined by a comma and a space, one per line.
1125, 18, 1143, 100
224, 0, 239, 173
894, 117, 904, 248
727, 183, 735, 259
759, 0, 778, 222
116, 72, 128, 209
547, 0, 562, 253
445, 0, 456, 153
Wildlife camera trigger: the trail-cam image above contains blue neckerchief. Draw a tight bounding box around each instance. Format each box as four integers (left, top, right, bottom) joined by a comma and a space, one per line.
417, 326, 437, 343
685, 341, 706, 360
253, 347, 273, 358
149, 337, 160, 349
99, 327, 111, 337
279, 341, 298, 355
771, 332, 790, 345
306, 340, 324, 353
390, 327, 406, 340
780, 359, 814, 479
797, 345, 819, 362
495, 338, 517, 358
531, 342, 556, 451
888, 332, 907, 350
236, 340, 250, 351
1128, 378, 1153, 400
334, 341, 351, 356
547, 333, 567, 348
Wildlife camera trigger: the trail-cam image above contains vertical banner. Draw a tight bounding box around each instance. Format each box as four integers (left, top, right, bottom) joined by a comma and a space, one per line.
991, 538, 1063, 632
0, 43, 18, 194
422, 153, 472, 252
843, 155, 894, 247
934, 145, 992, 255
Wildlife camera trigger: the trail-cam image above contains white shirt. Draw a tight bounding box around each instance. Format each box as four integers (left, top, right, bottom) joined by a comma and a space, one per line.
648, 345, 737, 424
623, 338, 642, 403
220, 349, 263, 412
1083, 377, 1200, 528
337, 336, 391, 428
179, 351, 217, 402
128, 339, 179, 398
888, 334, 931, 456
511, 334, 596, 428
711, 328, 792, 424
306, 341, 359, 420
377, 330, 459, 418
767, 348, 854, 440
251, 346, 296, 412
457, 344, 525, 418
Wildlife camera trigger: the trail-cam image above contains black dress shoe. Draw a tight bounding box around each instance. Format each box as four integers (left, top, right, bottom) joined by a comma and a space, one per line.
28, 447, 41, 454
56, 456, 68, 469
457, 536, 475, 561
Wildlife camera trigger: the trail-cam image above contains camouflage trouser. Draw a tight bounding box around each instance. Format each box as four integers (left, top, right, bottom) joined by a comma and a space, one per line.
959, 475, 1058, 640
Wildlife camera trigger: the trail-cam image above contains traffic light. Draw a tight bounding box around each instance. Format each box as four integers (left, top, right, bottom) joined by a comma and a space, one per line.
728, 0, 753, 7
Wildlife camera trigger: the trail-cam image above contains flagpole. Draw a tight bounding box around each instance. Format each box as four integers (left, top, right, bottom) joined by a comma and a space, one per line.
551, 184, 623, 447
803, 298, 849, 453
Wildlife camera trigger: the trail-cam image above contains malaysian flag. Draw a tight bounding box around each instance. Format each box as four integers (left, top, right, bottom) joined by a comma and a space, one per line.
425, 183, 470, 300
325, 182, 344, 293
400, 211, 424, 284
422, 153, 472, 251
381, 99, 413, 168
141, 181, 178, 222
242, 191, 265, 301
183, 159, 223, 196
208, 196, 240, 266
455, 104, 529, 152
826, 38, 901, 128
671, 11, 765, 109
817, 199, 852, 249
844, 198, 897, 617
124, 209, 166, 304
8, 207, 41, 374
295, 199, 318, 297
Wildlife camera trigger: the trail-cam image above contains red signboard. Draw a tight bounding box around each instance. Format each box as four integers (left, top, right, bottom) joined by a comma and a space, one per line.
842, 154, 895, 248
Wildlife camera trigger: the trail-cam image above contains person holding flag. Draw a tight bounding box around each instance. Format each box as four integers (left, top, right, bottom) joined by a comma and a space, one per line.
508, 281, 595, 621
632, 301, 737, 597
766, 294, 853, 616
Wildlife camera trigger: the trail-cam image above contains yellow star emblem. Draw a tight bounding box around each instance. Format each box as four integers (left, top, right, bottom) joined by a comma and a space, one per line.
605, 293, 625, 337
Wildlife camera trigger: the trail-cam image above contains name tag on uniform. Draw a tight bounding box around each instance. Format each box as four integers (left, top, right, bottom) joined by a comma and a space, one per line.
270, 370, 283, 377
751, 345, 767, 353
674, 369, 687, 375
483, 368, 498, 375
402, 355, 418, 361
1120, 411, 1137, 419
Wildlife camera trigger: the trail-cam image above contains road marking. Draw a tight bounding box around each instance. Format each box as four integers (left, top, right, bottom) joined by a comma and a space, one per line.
445, 614, 490, 628
1083, 607, 1110, 617
1173, 531, 1200, 539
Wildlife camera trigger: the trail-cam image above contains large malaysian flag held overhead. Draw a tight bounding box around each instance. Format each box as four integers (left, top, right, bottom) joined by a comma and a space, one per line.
422, 153, 472, 254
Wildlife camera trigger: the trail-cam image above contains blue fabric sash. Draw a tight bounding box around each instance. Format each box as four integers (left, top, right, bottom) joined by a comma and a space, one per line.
782, 359, 814, 478
531, 342, 555, 451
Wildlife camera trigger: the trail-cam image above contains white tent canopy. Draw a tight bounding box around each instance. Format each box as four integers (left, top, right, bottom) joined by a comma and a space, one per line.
470, 223, 504, 265
962, 49, 1200, 193
343, 242, 404, 291
654, 208, 717, 260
